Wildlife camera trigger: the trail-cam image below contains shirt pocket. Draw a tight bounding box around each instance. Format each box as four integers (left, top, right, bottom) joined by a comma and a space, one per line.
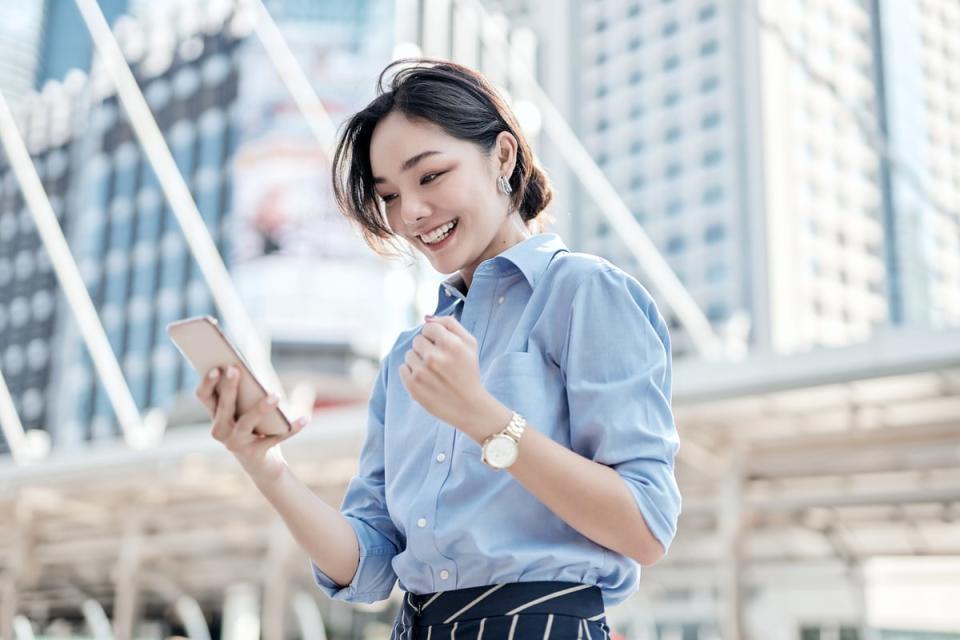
460, 351, 568, 456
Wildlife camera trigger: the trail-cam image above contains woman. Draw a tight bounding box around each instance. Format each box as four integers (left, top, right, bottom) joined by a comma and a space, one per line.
195, 59, 681, 639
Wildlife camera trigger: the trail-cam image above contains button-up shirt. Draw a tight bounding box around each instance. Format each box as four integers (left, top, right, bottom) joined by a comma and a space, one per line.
311, 232, 681, 609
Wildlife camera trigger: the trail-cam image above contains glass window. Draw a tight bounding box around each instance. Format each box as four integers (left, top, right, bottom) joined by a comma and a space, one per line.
706, 262, 727, 282
630, 70, 644, 85
701, 76, 720, 92
663, 21, 679, 37
707, 302, 728, 322
595, 19, 607, 32
666, 198, 684, 216
705, 224, 726, 243
664, 91, 681, 107
630, 140, 645, 154
631, 174, 646, 190
664, 55, 680, 71
703, 185, 724, 203
630, 105, 645, 119
700, 40, 719, 56
667, 235, 686, 254
702, 112, 722, 129
703, 149, 723, 166
665, 162, 684, 179
699, 4, 717, 21
629, 36, 643, 50
665, 126, 683, 142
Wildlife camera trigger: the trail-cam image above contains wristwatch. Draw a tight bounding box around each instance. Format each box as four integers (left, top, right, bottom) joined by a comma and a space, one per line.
480, 411, 526, 470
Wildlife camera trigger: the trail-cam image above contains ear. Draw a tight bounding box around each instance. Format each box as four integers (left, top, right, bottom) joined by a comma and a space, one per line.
493, 131, 519, 178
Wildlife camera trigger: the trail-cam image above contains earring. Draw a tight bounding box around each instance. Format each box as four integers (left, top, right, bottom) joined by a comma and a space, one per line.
497, 175, 513, 195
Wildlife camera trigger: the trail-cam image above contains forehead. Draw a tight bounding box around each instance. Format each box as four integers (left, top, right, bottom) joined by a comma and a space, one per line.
369, 111, 476, 178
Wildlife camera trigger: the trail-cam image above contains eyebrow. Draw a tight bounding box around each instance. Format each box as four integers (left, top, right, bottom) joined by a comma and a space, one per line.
373, 150, 443, 184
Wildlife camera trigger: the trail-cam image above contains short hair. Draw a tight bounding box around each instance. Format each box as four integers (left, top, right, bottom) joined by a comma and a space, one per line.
331, 58, 554, 257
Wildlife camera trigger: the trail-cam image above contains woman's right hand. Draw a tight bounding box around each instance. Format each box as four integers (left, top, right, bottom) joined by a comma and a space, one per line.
195, 365, 308, 484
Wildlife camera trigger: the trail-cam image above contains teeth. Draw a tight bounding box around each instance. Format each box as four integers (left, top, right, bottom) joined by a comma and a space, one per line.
421, 219, 457, 244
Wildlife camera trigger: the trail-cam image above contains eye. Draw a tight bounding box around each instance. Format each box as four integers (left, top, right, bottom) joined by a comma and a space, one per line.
379, 193, 397, 205
421, 171, 445, 185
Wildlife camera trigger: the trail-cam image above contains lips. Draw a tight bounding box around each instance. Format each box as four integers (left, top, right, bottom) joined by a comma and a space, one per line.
419, 218, 459, 244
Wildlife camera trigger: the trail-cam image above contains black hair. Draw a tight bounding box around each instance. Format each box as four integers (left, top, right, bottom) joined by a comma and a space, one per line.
331, 58, 554, 257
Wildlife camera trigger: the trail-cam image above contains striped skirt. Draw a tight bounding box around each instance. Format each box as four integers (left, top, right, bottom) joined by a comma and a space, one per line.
389, 581, 610, 639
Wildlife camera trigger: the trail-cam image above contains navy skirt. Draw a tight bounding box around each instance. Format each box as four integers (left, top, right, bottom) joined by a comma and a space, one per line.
389, 581, 610, 639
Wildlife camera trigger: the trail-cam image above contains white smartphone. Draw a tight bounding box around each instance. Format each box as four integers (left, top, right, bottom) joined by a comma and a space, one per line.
166, 315, 292, 436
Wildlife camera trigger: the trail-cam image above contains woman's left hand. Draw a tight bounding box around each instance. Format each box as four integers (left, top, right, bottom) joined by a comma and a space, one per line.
399, 315, 493, 435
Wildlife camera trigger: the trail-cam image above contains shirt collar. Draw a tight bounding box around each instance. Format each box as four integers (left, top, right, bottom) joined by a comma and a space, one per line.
435, 233, 569, 311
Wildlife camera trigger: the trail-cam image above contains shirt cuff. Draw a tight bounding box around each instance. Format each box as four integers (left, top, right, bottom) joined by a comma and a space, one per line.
309, 515, 398, 603
624, 479, 680, 554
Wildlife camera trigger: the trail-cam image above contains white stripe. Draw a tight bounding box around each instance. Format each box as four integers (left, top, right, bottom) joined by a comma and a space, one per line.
587, 613, 604, 621
450, 621, 458, 640
507, 615, 519, 640
443, 584, 507, 624
542, 614, 554, 640
505, 584, 593, 615
583, 618, 593, 640
577, 617, 583, 640
427, 626, 432, 640
477, 618, 486, 640
422, 591, 445, 611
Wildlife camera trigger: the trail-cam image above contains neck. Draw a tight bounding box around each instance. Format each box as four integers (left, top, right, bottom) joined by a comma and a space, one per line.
460, 215, 531, 288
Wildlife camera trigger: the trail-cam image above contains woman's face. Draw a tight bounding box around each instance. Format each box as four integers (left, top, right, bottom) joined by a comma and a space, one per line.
369, 111, 529, 286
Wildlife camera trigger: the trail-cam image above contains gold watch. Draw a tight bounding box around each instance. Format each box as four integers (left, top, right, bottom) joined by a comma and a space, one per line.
480, 412, 526, 470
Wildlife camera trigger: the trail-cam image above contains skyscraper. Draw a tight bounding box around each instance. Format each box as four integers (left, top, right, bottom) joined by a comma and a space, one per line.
493, 0, 959, 356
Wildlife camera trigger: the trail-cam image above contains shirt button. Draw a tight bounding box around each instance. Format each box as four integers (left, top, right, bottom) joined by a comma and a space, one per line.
417, 518, 427, 528
436, 453, 446, 463
498, 296, 505, 304
439, 570, 450, 580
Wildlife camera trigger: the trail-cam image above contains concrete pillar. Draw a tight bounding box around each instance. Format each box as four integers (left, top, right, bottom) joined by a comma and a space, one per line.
291, 592, 328, 640
261, 522, 294, 640
221, 584, 260, 640
111, 517, 144, 640
719, 453, 746, 640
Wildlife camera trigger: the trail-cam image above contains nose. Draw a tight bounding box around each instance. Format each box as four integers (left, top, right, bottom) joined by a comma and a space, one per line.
399, 194, 430, 228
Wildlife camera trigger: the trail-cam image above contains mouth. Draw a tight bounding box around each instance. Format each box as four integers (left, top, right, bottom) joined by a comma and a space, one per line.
418, 218, 459, 251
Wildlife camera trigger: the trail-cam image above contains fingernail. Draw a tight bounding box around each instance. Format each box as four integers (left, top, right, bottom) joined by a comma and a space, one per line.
297, 416, 308, 426
208, 369, 219, 379
267, 393, 278, 405
226, 366, 238, 379
424, 315, 435, 321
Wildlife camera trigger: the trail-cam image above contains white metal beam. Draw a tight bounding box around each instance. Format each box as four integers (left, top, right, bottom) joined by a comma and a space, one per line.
237, 0, 338, 156
0, 89, 154, 453
72, 0, 286, 412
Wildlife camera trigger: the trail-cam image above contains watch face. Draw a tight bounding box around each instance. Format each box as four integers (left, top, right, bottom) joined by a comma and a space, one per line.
484, 435, 518, 469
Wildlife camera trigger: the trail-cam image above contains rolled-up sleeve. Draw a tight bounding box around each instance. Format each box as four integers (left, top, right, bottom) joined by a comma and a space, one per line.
310, 359, 404, 603
561, 267, 682, 552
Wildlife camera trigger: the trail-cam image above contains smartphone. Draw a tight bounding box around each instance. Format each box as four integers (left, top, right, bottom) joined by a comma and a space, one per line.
166, 315, 291, 436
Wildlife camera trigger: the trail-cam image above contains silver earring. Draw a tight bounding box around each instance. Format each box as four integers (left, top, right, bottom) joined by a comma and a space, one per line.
497, 175, 513, 195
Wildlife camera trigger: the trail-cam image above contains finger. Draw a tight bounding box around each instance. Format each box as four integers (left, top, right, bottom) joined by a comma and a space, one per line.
411, 334, 442, 362
420, 322, 453, 346
234, 392, 280, 436
214, 365, 240, 424
426, 315, 474, 343
195, 368, 221, 415
403, 348, 426, 376
250, 417, 308, 454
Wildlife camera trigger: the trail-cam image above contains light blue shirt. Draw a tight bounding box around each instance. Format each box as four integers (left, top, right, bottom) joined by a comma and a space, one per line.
311, 233, 681, 609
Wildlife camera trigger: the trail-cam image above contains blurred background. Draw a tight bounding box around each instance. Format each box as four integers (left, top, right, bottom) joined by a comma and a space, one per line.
0, 0, 958, 638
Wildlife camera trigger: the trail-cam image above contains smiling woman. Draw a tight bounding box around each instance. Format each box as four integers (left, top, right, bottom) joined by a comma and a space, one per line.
330, 58, 554, 286
197, 58, 680, 640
